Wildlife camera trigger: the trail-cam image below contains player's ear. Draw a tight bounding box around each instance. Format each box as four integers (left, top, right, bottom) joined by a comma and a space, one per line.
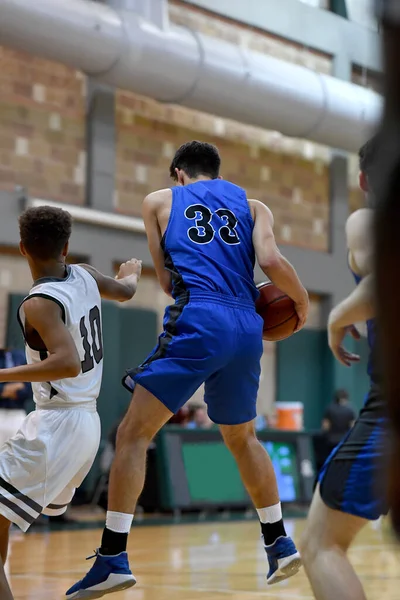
359, 171, 368, 193
19, 241, 26, 257
176, 169, 185, 186
62, 241, 69, 257
217, 175, 223, 180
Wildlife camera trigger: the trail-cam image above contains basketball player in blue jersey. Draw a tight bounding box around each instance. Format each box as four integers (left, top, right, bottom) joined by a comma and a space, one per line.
300, 137, 387, 600
67, 141, 309, 599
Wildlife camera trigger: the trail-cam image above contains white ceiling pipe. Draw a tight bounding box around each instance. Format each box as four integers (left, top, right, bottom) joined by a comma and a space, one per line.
0, 0, 381, 152
27, 198, 145, 233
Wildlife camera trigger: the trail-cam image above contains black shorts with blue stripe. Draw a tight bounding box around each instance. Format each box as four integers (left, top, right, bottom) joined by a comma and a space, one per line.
318, 384, 389, 521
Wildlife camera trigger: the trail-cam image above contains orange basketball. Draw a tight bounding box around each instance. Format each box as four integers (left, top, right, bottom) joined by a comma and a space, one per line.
255, 282, 298, 341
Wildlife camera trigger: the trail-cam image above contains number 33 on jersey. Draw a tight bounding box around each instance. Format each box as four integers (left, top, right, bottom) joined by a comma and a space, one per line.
185, 204, 240, 245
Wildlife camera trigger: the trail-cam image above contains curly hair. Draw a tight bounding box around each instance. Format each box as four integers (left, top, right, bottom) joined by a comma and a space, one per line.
19, 206, 72, 260
169, 140, 221, 180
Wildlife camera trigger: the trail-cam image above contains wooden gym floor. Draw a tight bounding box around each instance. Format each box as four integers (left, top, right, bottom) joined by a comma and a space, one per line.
6, 518, 400, 599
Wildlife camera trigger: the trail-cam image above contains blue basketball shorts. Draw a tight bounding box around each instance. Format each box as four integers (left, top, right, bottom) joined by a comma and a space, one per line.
123, 291, 263, 425
318, 385, 389, 521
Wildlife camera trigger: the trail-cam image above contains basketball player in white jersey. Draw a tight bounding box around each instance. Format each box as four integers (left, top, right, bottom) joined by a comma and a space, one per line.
0, 206, 141, 599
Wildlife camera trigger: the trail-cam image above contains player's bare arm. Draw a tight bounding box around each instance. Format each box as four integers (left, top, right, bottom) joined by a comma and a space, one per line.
328, 208, 374, 366
0, 297, 81, 383
81, 261, 142, 302
142, 189, 173, 297
249, 199, 309, 330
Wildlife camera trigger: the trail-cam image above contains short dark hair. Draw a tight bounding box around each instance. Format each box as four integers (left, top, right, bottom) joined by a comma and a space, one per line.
358, 135, 379, 177
334, 389, 349, 404
19, 206, 72, 260
169, 141, 221, 180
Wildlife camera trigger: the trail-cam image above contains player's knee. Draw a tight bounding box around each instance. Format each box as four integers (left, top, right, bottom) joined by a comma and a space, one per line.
220, 422, 256, 453
300, 521, 350, 565
299, 528, 319, 565
115, 416, 153, 447
0, 516, 10, 542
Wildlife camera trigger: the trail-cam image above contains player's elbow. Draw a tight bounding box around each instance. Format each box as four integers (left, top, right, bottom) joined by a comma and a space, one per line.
258, 252, 283, 275
116, 285, 136, 302
162, 284, 173, 298
63, 356, 81, 378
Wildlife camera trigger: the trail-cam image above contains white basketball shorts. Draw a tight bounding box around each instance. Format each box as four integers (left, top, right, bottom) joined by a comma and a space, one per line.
0, 406, 100, 531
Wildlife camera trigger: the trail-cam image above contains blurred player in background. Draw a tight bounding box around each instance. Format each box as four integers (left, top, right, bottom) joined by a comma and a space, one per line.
301, 138, 386, 600
374, 0, 400, 537
68, 141, 309, 599
0, 348, 32, 447
0, 206, 141, 600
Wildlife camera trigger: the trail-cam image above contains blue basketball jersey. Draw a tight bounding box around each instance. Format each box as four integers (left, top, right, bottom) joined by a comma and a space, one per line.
162, 179, 258, 302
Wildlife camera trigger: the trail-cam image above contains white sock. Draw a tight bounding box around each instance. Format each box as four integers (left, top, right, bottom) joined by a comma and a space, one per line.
256, 502, 282, 524
106, 511, 134, 533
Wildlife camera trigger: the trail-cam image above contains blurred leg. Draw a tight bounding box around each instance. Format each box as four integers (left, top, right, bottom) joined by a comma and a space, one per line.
0, 517, 12, 599
0, 516, 10, 564
0, 560, 13, 600
300, 487, 367, 600
375, 3, 400, 538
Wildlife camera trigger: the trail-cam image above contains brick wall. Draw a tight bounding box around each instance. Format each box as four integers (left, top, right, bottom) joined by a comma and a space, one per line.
169, 1, 332, 74
0, 47, 86, 204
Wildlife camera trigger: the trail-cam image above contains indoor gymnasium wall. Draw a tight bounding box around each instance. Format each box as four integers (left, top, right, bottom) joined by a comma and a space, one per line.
0, 47, 86, 204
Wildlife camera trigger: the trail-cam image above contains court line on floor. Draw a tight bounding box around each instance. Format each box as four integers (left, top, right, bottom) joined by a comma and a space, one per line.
10, 542, 398, 578
11, 574, 313, 599
138, 583, 314, 599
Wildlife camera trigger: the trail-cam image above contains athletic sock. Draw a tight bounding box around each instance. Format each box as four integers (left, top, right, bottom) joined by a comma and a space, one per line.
257, 503, 287, 546
99, 511, 134, 556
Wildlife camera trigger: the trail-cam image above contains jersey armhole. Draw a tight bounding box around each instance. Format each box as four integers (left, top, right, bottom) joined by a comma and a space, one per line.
161, 188, 177, 251
76, 264, 98, 286
243, 193, 256, 230
18, 293, 66, 352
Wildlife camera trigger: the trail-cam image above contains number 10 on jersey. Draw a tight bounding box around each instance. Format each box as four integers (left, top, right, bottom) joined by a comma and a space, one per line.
80, 306, 103, 373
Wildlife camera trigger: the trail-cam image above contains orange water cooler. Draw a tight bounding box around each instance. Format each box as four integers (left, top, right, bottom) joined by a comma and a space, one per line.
275, 401, 304, 431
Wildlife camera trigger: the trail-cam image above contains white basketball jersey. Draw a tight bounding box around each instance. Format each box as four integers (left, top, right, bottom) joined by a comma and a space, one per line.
18, 265, 103, 409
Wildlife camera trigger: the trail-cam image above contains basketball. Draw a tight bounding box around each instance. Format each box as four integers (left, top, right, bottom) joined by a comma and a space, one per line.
255, 282, 298, 341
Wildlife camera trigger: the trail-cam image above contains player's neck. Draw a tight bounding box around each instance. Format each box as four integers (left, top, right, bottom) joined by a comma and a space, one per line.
185, 175, 213, 184
30, 260, 67, 283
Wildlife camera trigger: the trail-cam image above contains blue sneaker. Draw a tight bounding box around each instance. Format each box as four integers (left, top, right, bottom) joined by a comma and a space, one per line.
264, 536, 302, 585
65, 550, 136, 599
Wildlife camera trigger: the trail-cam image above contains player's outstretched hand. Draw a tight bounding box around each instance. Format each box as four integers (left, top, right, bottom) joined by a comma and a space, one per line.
328, 324, 361, 367
116, 259, 142, 281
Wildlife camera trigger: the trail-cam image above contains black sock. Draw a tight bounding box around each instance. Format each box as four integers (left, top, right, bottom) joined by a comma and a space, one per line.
100, 527, 128, 556
261, 519, 286, 546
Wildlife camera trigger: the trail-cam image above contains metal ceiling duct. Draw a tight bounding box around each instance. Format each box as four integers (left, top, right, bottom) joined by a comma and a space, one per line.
0, 0, 381, 152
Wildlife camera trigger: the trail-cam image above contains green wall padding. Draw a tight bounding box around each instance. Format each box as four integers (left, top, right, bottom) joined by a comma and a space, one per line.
332, 334, 370, 413
277, 329, 370, 429
182, 442, 247, 503
277, 330, 329, 430
6, 294, 26, 351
